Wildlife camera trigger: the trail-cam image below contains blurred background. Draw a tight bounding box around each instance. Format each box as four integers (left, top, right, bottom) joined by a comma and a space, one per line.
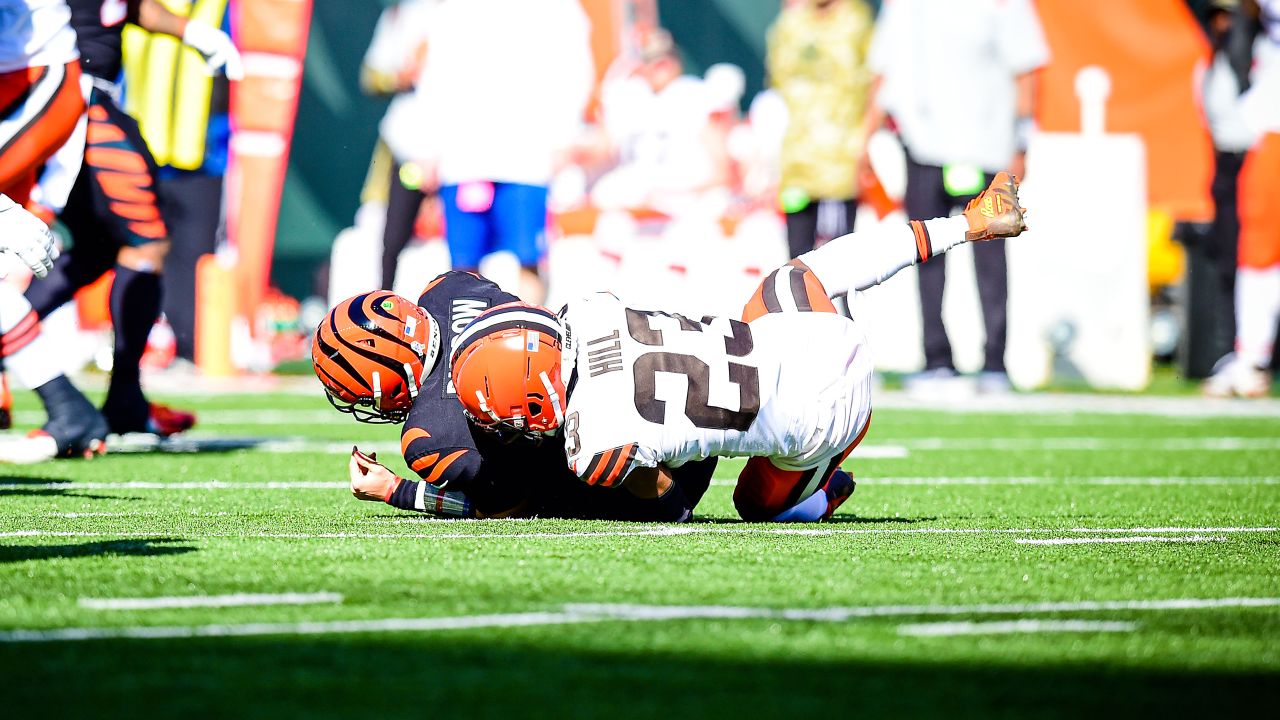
25, 0, 1280, 397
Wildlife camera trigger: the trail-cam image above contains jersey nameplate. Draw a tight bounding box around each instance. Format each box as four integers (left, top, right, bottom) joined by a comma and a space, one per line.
586, 330, 623, 377
444, 297, 490, 397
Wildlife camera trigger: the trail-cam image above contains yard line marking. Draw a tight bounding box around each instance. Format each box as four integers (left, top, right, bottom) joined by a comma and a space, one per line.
874, 391, 1280, 418
79, 592, 344, 610
2, 527, 1275, 541
896, 620, 1138, 637
0, 611, 606, 643
710, 476, 1280, 487
1016, 536, 1227, 546
3, 481, 349, 490
900, 437, 1280, 451
4, 597, 1275, 644
564, 597, 1280, 621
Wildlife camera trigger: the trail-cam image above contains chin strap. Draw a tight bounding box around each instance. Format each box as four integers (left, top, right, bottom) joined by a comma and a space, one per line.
540, 371, 564, 427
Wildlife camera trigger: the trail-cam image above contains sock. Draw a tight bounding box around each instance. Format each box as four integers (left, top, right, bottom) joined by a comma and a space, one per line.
1235, 265, 1280, 369
798, 216, 969, 295
35, 375, 95, 420
770, 488, 828, 522
103, 265, 162, 429
23, 253, 79, 318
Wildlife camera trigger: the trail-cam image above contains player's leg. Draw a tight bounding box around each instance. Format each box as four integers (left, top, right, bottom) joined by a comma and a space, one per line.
1207, 132, 1280, 397
72, 93, 191, 434
490, 181, 549, 304
380, 158, 425, 290
790, 171, 1026, 297
0, 62, 86, 204
734, 425, 867, 522
973, 237, 1010, 377
0, 284, 108, 462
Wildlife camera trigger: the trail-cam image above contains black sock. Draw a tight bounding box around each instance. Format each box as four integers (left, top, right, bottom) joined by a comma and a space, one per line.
24, 253, 80, 318
102, 265, 162, 430
36, 375, 95, 422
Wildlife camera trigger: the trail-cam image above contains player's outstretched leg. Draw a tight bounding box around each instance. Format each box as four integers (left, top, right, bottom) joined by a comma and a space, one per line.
0, 285, 107, 462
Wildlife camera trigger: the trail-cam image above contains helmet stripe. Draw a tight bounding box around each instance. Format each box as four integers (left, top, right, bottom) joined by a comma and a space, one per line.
452, 306, 562, 362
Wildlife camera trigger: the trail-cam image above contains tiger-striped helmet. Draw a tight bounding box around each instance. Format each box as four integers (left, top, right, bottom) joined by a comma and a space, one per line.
450, 302, 567, 441
311, 291, 441, 424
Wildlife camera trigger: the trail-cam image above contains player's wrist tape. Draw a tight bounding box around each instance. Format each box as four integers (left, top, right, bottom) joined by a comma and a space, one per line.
384, 476, 409, 507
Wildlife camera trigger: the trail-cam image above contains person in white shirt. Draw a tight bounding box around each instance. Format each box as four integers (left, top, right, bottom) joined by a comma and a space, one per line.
860, 0, 1049, 393
403, 0, 594, 304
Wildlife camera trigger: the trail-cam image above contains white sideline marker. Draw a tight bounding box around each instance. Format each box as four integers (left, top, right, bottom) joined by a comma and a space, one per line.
1017, 536, 1227, 546
3, 597, 1276, 644
897, 620, 1138, 637
78, 592, 344, 611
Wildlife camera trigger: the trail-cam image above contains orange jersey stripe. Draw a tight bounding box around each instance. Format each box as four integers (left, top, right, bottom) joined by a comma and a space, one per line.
409, 452, 441, 475
423, 449, 469, 485
89, 147, 149, 174
587, 448, 616, 486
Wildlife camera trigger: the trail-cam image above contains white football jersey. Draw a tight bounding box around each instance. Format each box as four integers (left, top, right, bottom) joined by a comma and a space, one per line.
560, 292, 873, 487
0, 0, 77, 73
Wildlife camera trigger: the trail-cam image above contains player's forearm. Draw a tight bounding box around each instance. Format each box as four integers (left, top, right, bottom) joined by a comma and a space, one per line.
798, 217, 969, 295
386, 477, 474, 518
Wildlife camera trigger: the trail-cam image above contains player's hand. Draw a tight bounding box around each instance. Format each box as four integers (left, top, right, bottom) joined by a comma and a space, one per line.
350, 446, 400, 502
0, 194, 58, 278
183, 20, 244, 81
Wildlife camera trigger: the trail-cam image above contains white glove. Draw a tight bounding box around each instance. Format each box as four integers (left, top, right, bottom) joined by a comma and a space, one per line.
183, 20, 244, 81
0, 194, 58, 278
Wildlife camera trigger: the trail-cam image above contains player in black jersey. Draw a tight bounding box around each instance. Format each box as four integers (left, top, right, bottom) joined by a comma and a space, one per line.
11, 0, 239, 458
314, 271, 715, 520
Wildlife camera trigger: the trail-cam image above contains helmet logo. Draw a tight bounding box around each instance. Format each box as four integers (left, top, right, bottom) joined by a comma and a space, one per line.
381, 299, 396, 311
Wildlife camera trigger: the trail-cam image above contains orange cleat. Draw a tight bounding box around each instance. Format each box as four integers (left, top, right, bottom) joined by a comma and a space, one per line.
963, 171, 1028, 242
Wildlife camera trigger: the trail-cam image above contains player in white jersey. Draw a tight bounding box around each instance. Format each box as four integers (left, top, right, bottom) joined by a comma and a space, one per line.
451, 173, 1028, 521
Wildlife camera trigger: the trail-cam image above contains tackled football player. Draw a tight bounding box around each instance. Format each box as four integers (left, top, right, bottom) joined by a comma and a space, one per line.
313, 271, 717, 521
450, 173, 1028, 522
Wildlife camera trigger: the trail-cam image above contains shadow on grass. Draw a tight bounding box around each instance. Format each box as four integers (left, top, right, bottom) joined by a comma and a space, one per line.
106, 437, 279, 455
0, 489, 137, 501
0, 538, 195, 564
0, 633, 1273, 718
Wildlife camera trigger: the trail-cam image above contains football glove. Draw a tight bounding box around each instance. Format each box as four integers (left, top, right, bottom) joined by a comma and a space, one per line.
183, 20, 244, 81
0, 194, 58, 278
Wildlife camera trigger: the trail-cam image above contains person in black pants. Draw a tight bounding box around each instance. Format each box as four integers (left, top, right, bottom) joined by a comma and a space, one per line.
904, 156, 1008, 383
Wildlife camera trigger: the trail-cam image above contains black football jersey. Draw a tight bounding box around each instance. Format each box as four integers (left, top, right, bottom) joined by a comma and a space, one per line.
68, 0, 132, 80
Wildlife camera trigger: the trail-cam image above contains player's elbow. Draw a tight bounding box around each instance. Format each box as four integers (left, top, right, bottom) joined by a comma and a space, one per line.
403, 446, 482, 490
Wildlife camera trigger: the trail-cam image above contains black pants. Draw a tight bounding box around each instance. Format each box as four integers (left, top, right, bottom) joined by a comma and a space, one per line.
785, 198, 858, 259
381, 159, 427, 290
904, 155, 1007, 372
159, 173, 223, 361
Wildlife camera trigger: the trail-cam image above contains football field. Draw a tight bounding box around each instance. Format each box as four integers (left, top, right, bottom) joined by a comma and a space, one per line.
2, 388, 1278, 717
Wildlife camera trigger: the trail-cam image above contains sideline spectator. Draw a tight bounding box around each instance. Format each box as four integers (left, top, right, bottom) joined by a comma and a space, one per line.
1205, 0, 1280, 397
862, 0, 1048, 393
403, 0, 592, 304
360, 0, 438, 291
591, 29, 732, 216
766, 0, 875, 258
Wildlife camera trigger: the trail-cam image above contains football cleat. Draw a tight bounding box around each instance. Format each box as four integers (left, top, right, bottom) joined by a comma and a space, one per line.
312, 291, 442, 424
820, 469, 857, 521
963, 171, 1028, 242
0, 411, 109, 463
146, 403, 197, 437
1203, 354, 1272, 399
450, 302, 567, 441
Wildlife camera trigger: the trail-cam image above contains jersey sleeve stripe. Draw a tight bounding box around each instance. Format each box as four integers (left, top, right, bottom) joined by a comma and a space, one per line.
586, 448, 617, 486
597, 443, 637, 488
422, 449, 470, 484
761, 269, 784, 313
910, 220, 932, 263
409, 452, 441, 475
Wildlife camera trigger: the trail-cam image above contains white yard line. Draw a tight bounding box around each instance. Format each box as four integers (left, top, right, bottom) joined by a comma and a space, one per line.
5, 481, 348, 490
897, 620, 1138, 637
79, 592, 344, 610
900, 437, 1280, 451
3, 527, 1274, 541
873, 392, 1280, 418
3, 597, 1274, 644
1016, 536, 1228, 546
710, 476, 1280, 487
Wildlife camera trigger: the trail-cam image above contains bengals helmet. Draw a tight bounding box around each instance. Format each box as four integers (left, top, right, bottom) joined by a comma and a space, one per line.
450, 303, 567, 441
312, 291, 441, 424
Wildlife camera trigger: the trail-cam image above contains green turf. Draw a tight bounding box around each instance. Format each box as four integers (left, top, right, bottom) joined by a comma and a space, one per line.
1, 390, 1277, 718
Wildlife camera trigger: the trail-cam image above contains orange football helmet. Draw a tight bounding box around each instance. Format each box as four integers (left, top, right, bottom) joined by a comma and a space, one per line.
312, 291, 441, 424
450, 302, 567, 441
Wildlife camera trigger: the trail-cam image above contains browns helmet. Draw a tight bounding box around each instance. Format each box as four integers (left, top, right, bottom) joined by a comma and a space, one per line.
450, 302, 567, 441
312, 291, 441, 423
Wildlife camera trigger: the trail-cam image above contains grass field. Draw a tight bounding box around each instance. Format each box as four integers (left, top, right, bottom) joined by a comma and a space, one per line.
2, 387, 1278, 718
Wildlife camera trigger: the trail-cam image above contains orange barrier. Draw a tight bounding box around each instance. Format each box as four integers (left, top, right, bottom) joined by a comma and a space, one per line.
1036, 0, 1213, 221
